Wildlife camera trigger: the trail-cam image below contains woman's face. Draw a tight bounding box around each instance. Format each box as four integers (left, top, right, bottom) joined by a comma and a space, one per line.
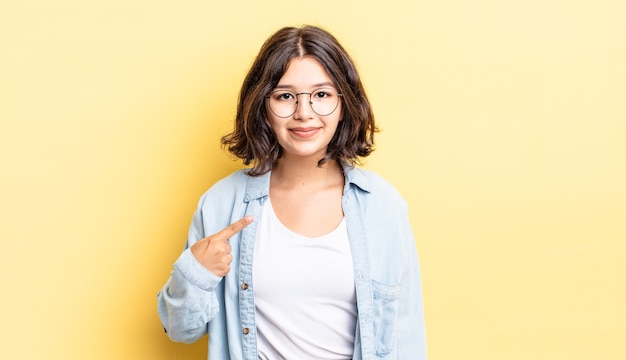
266, 56, 342, 161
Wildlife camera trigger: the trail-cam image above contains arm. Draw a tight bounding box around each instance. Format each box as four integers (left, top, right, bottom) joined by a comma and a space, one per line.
157, 248, 223, 343
157, 204, 220, 344
396, 217, 428, 359
157, 202, 252, 344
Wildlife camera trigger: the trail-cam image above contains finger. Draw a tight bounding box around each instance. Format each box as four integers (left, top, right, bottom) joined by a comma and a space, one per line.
214, 216, 254, 242
218, 242, 232, 255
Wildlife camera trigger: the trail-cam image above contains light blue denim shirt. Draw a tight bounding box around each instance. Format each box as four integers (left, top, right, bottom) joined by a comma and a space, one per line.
158, 165, 427, 359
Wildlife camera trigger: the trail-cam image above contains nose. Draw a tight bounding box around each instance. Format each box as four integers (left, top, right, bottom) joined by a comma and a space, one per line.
293, 92, 314, 121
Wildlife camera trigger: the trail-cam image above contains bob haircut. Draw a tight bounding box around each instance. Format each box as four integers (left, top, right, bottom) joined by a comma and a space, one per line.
221, 25, 378, 176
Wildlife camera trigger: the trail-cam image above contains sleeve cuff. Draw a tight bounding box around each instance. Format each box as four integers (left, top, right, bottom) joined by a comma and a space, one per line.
173, 248, 223, 291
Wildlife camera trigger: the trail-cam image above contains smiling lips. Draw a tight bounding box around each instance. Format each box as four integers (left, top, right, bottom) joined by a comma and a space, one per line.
289, 127, 320, 138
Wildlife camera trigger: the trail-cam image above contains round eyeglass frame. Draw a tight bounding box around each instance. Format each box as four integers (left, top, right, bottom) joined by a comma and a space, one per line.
265, 88, 343, 118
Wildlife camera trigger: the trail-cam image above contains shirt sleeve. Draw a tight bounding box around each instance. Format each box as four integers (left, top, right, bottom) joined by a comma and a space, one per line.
156, 203, 223, 344
396, 212, 428, 359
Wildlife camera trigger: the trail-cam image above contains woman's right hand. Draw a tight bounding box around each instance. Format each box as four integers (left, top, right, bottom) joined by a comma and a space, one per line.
190, 216, 254, 277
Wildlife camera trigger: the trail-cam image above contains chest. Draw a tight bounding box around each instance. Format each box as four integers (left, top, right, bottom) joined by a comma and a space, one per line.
253, 200, 355, 300
269, 185, 343, 237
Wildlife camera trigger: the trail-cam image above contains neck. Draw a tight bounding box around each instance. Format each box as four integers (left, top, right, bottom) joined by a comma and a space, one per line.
271, 157, 343, 190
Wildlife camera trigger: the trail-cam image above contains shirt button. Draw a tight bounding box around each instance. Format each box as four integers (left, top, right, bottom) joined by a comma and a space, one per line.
241, 283, 248, 290
243, 327, 250, 335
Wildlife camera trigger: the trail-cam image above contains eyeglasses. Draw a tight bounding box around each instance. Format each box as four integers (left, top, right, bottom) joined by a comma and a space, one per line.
266, 87, 342, 118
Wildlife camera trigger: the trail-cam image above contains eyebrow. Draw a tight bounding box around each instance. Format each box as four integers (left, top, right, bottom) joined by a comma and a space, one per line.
273, 81, 335, 90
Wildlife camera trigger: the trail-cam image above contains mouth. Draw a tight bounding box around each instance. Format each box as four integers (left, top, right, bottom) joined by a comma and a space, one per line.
289, 127, 320, 138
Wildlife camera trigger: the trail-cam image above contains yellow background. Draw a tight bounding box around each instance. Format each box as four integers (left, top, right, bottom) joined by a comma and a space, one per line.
1, 0, 624, 359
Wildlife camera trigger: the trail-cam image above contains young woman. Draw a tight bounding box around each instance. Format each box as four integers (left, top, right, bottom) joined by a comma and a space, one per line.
158, 25, 427, 360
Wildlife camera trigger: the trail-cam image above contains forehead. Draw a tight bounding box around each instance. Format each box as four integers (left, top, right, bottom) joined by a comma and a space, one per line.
275, 56, 334, 89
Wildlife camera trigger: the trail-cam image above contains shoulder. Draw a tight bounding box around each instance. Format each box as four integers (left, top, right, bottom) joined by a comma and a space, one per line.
198, 169, 251, 205
346, 167, 407, 208
197, 168, 271, 205
209, 169, 250, 191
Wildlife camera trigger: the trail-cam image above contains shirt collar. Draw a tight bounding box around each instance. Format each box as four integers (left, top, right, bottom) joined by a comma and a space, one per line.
342, 163, 371, 193
243, 170, 271, 203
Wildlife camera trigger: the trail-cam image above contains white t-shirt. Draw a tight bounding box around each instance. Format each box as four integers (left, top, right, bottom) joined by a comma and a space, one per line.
253, 199, 357, 360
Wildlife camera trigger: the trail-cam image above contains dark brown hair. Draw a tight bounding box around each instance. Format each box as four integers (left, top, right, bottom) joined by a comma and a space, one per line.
221, 25, 377, 176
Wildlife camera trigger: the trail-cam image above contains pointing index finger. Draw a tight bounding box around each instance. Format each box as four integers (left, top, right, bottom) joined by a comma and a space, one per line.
215, 216, 254, 242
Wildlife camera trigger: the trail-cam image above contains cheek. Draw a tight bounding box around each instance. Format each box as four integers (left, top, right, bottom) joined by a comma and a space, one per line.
267, 117, 281, 133
264, 111, 279, 132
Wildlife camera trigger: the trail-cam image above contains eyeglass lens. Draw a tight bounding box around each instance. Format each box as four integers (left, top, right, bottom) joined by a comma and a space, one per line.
267, 88, 341, 118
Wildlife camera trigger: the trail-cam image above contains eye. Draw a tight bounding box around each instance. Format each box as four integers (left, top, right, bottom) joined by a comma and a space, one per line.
273, 91, 295, 101
313, 88, 336, 99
